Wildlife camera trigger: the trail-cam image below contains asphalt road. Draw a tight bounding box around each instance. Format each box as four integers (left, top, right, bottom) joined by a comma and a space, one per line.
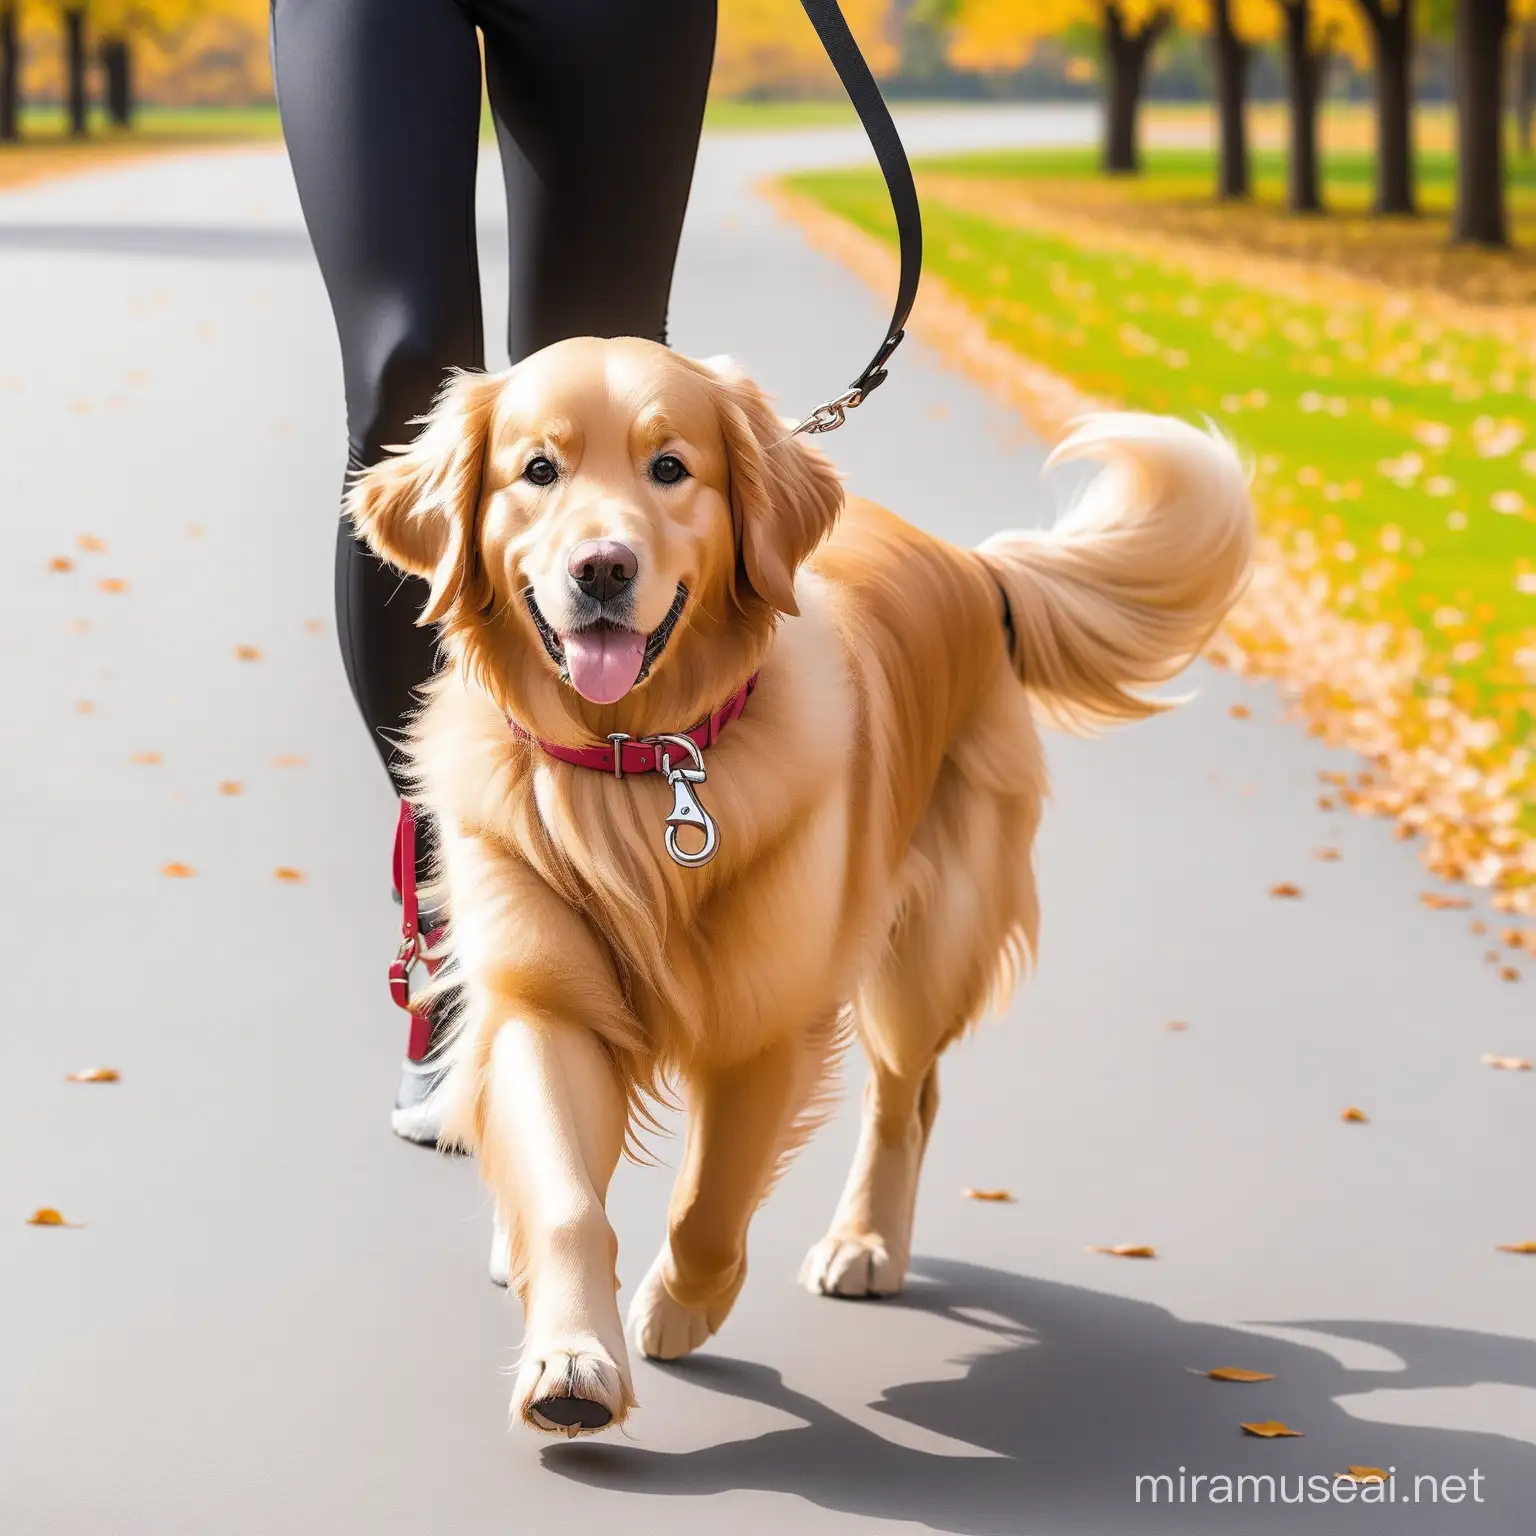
3, 107, 1533, 1536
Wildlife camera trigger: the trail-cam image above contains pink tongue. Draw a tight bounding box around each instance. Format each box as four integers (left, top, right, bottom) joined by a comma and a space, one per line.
562, 627, 648, 704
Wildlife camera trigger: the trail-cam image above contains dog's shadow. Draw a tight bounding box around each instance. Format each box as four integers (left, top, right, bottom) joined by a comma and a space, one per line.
546, 1257, 1535, 1533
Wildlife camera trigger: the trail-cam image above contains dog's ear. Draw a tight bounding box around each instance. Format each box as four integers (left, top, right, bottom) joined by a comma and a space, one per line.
345, 370, 503, 626
708, 368, 843, 617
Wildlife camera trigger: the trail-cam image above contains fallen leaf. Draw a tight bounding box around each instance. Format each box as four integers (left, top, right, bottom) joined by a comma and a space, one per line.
1481, 1054, 1532, 1071
1196, 1367, 1275, 1383
1229, 704, 1251, 719
233, 644, 262, 662
217, 780, 242, 796
1341, 1106, 1369, 1123
160, 862, 196, 878
129, 751, 161, 765
66, 619, 91, 635
1241, 1421, 1303, 1439
26, 1207, 83, 1227
303, 619, 325, 635
961, 1187, 1014, 1202
75, 701, 94, 715
1345, 1467, 1387, 1482
1269, 883, 1302, 899
1166, 1020, 1189, 1032
1496, 1241, 1536, 1254
274, 867, 306, 884
1471, 920, 1488, 935
1316, 796, 1336, 811
1421, 892, 1471, 911
97, 578, 128, 594
1500, 967, 1521, 983
49, 555, 74, 573
1314, 847, 1341, 862
77, 534, 107, 553
65, 1067, 119, 1083
271, 754, 307, 769
1088, 1244, 1156, 1258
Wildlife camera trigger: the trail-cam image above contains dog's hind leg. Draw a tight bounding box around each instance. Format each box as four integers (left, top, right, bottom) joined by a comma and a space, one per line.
802, 744, 1040, 1300
480, 1016, 635, 1437
629, 1022, 834, 1361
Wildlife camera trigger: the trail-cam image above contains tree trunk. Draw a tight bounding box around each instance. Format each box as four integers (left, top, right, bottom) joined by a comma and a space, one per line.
1516, 19, 1535, 156
1210, 0, 1250, 199
1361, 0, 1415, 213
64, 8, 88, 136
101, 38, 133, 127
1102, 4, 1165, 175
1453, 0, 1510, 245
0, 3, 19, 144
1281, 1, 1325, 213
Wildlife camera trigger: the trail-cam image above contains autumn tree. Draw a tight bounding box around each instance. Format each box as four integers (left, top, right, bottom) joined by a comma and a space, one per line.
1452, 0, 1510, 243
1273, 0, 1364, 213
0, 0, 19, 141
948, 1, 1171, 174
1170, 1, 1275, 200
712, 0, 895, 98
1352, 0, 1415, 213
94, 1, 206, 127
1517, 16, 1535, 154
61, 1, 85, 133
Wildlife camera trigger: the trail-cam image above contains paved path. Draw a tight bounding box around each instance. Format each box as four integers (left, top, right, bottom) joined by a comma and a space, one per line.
3, 108, 1533, 1535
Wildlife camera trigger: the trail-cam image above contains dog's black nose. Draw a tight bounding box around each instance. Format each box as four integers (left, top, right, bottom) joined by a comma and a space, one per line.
567, 540, 638, 604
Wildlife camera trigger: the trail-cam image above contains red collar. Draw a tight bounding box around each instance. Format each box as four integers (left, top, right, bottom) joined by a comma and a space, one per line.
509, 674, 757, 778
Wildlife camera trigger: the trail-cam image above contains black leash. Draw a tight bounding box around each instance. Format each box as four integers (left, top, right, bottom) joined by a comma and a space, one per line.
789, 0, 923, 437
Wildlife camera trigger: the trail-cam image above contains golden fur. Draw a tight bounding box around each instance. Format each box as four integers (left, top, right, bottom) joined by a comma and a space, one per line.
347, 336, 1255, 1436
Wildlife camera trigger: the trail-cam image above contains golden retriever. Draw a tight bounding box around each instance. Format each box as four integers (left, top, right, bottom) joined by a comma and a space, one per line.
346, 336, 1254, 1436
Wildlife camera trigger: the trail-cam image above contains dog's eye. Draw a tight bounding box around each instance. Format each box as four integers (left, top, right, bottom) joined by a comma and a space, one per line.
651, 454, 688, 486
523, 456, 559, 487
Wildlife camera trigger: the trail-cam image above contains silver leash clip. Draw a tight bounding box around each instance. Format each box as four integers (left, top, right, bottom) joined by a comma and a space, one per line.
790, 384, 865, 438
609, 731, 720, 868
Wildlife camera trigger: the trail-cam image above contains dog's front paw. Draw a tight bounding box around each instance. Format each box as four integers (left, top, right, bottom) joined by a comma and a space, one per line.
627, 1249, 743, 1361
513, 1341, 633, 1437
799, 1231, 906, 1298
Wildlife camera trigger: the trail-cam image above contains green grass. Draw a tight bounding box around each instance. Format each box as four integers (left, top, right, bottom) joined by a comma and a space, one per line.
789, 161, 1536, 763
13, 103, 281, 141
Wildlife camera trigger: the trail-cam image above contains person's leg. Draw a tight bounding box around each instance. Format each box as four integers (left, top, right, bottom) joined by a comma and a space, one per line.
479, 0, 717, 360
271, 0, 485, 1132
271, 0, 484, 802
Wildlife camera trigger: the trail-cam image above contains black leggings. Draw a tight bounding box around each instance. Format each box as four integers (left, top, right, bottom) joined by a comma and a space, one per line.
270, 0, 716, 831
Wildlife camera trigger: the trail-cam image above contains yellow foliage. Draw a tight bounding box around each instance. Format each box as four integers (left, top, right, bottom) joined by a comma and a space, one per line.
948, 0, 1171, 73
714, 0, 897, 97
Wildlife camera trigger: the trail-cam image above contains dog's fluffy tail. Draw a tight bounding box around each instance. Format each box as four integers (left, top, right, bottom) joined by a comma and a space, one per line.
978, 413, 1254, 731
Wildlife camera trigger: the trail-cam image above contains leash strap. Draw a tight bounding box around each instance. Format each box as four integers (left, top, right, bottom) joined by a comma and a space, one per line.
390, 801, 446, 1062
791, 0, 923, 437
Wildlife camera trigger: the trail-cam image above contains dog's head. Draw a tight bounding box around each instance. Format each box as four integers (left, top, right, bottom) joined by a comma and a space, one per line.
347, 338, 842, 736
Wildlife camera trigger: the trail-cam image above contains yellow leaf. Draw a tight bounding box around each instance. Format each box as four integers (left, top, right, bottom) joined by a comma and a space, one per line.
1270, 883, 1302, 899
217, 781, 243, 796
98, 578, 128, 594
272, 755, 307, 769
233, 645, 262, 662
129, 752, 161, 766
1420, 892, 1471, 911
75, 701, 94, 715
304, 619, 325, 635
1345, 1467, 1387, 1482
26, 1207, 84, 1227
1501, 967, 1521, 983
160, 862, 196, 879
49, 555, 74, 573
1241, 1420, 1303, 1439
1229, 703, 1251, 719
1088, 1244, 1156, 1258
1166, 1020, 1189, 1032
1496, 1241, 1536, 1254
77, 534, 107, 553
1202, 1367, 1275, 1383
274, 867, 306, 884
65, 1067, 119, 1083
1314, 847, 1341, 862
1341, 1106, 1369, 1123
961, 1187, 1014, 1202
1481, 1054, 1532, 1071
